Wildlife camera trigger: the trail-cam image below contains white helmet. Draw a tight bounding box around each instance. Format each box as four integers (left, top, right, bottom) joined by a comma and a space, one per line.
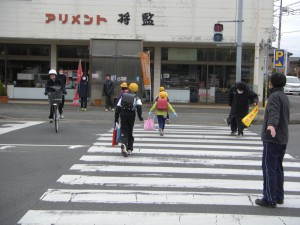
49, 69, 57, 75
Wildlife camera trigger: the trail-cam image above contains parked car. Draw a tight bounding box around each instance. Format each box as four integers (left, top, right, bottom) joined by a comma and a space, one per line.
284, 76, 300, 95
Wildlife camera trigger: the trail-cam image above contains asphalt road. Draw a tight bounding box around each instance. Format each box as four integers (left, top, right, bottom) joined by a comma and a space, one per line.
0, 95, 299, 225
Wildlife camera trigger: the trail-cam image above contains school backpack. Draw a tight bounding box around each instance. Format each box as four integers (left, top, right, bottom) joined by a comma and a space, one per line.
157, 98, 168, 110
121, 92, 136, 110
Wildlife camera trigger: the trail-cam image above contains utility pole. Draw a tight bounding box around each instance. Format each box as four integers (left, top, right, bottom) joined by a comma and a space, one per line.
236, 0, 243, 82
278, 0, 283, 49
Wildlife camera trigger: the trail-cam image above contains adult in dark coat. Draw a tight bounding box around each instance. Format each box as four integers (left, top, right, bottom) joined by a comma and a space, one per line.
102, 74, 115, 111
77, 76, 89, 111
255, 73, 289, 208
227, 81, 258, 136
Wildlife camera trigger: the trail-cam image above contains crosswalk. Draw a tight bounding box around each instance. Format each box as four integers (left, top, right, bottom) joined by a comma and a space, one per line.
18, 124, 300, 225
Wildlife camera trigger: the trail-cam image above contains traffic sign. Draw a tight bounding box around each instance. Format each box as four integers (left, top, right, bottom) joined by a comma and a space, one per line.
274, 49, 285, 68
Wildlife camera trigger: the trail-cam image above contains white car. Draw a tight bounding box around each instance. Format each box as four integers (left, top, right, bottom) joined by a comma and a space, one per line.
284, 76, 300, 95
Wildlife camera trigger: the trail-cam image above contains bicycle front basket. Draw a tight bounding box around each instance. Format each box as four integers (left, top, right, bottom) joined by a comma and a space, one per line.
48, 91, 62, 104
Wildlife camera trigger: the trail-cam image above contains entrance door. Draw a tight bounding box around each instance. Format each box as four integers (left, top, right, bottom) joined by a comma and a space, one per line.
197, 65, 208, 103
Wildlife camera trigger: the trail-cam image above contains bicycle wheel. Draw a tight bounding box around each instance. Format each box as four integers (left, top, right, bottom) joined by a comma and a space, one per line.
53, 105, 59, 133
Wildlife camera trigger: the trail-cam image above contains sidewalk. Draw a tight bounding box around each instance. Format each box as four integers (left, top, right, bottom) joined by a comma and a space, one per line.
1, 100, 300, 125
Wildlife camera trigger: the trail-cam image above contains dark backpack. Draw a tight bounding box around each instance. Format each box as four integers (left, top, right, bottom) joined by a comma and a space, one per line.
121, 92, 136, 110
157, 98, 168, 110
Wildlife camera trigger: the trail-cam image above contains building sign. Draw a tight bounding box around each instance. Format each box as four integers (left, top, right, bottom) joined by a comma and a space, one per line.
45, 12, 154, 26
142, 13, 154, 25
274, 49, 285, 69
118, 12, 130, 25
45, 14, 107, 25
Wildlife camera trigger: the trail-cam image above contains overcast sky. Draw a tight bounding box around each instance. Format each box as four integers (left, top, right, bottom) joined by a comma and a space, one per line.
273, 0, 300, 57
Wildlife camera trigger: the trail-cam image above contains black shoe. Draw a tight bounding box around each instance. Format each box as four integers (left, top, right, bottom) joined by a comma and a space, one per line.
121, 144, 128, 157
230, 131, 237, 136
277, 199, 284, 204
255, 198, 276, 208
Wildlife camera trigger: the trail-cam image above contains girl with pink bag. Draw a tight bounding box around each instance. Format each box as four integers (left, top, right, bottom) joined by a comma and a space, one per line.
148, 91, 177, 136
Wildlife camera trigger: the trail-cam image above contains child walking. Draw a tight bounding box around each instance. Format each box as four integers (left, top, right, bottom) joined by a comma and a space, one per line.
149, 91, 177, 136
115, 83, 143, 157
77, 75, 89, 111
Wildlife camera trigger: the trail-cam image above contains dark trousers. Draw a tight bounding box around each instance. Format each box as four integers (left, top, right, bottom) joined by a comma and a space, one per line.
230, 116, 244, 134
58, 95, 64, 114
157, 115, 166, 130
262, 142, 286, 205
120, 111, 136, 150
80, 97, 87, 108
49, 104, 61, 119
105, 95, 114, 109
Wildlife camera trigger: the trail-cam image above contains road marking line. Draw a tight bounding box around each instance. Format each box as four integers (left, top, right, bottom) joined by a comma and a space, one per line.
40, 189, 300, 208
0, 121, 44, 135
70, 164, 300, 177
97, 136, 262, 145
87, 146, 293, 159
94, 142, 263, 150
57, 175, 300, 192
17, 210, 300, 225
100, 133, 261, 139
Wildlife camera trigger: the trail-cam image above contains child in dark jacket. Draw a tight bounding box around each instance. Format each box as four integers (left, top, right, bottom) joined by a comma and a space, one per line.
44, 69, 64, 123
115, 83, 143, 157
77, 76, 89, 111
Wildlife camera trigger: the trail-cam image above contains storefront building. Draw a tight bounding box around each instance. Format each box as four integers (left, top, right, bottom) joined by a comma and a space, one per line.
0, 0, 274, 104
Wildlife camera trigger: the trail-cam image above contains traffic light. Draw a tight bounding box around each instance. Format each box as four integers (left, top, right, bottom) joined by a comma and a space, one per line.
213, 23, 223, 42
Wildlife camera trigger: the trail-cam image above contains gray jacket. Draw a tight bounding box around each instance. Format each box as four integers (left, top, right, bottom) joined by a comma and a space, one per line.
261, 87, 290, 144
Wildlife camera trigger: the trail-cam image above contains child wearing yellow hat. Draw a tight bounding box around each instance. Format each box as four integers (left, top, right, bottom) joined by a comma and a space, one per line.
115, 82, 129, 106
149, 91, 177, 136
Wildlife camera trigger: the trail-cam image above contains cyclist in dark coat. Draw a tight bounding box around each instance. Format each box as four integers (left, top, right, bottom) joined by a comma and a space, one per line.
44, 69, 63, 123
227, 81, 258, 136
77, 76, 89, 111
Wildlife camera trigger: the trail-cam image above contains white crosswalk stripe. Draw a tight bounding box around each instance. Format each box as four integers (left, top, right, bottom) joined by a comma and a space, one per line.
18, 124, 300, 225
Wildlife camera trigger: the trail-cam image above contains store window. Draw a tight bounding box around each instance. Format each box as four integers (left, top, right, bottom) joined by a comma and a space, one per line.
6, 44, 50, 56
9, 60, 50, 88
0, 44, 51, 87
161, 47, 255, 103
57, 45, 89, 89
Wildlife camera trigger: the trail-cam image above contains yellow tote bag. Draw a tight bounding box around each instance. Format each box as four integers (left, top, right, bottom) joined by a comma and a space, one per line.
242, 106, 259, 127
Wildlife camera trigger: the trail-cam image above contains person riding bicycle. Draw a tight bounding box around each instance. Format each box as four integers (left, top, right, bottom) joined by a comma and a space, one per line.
56, 67, 68, 118
44, 69, 64, 123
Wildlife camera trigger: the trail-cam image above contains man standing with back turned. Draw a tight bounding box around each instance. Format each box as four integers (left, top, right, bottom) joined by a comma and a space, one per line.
255, 73, 290, 208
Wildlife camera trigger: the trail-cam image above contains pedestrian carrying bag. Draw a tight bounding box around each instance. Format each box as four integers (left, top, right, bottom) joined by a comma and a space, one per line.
157, 98, 168, 110
242, 106, 259, 127
144, 116, 155, 131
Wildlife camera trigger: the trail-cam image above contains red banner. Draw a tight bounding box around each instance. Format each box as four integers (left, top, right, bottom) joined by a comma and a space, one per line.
73, 60, 83, 107
140, 51, 151, 91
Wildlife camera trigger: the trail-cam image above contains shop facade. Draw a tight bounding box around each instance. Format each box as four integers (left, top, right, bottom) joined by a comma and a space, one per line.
0, 0, 274, 104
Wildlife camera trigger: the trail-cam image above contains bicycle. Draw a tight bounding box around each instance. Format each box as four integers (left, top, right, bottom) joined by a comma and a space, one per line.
48, 86, 62, 133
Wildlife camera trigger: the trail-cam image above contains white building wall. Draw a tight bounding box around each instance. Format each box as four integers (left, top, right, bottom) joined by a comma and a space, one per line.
0, 0, 274, 103
0, 0, 273, 44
